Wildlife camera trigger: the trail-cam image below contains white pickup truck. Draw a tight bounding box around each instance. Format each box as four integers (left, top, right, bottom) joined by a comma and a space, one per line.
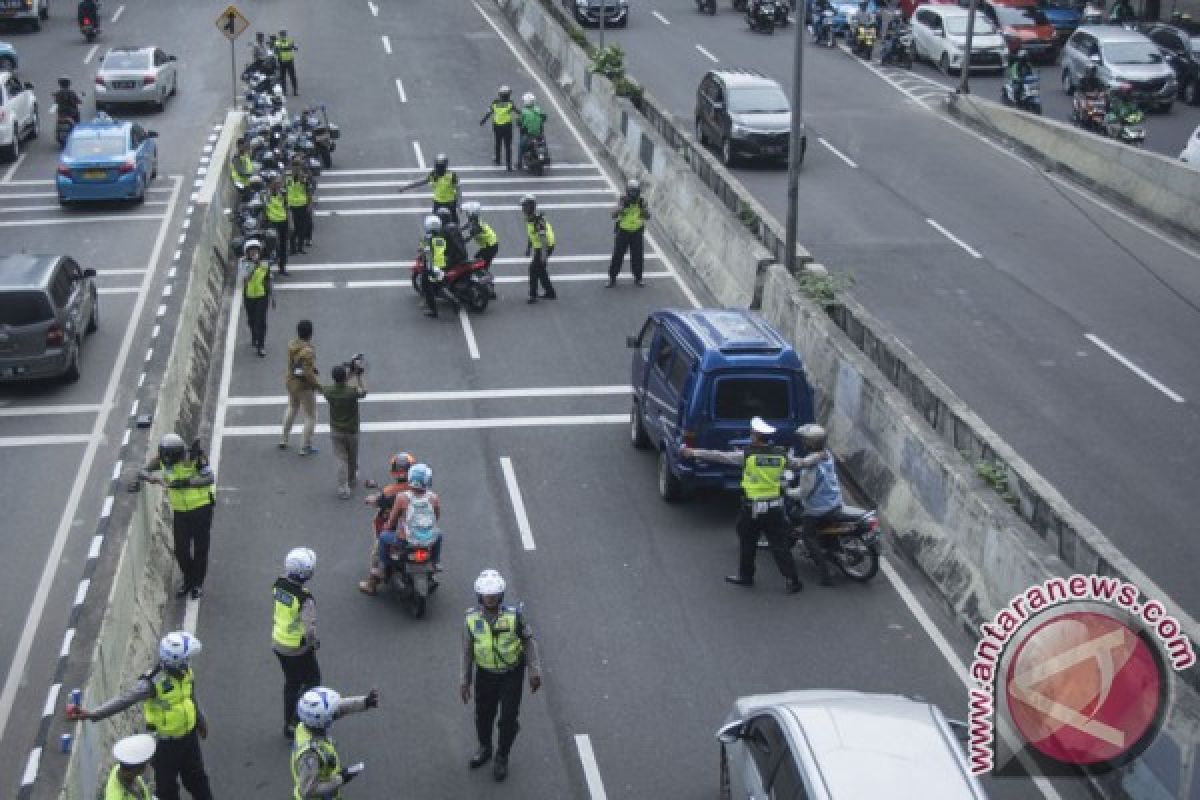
0, 71, 38, 161
0, 0, 49, 31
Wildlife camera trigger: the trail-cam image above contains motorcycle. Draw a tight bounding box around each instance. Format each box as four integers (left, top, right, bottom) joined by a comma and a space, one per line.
55, 112, 78, 147
1071, 90, 1107, 133
383, 529, 439, 619
1002, 72, 1042, 114
780, 483, 883, 583
1107, 108, 1146, 147
811, 8, 836, 46
773, 0, 790, 26
852, 21, 877, 58
79, 14, 98, 42
879, 22, 913, 67
520, 133, 550, 175
300, 105, 339, 169
696, 0, 717, 14
747, 0, 777, 32
411, 249, 495, 313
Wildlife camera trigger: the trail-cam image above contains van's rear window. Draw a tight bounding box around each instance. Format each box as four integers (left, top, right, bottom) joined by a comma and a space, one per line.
0, 292, 54, 326
714, 378, 790, 419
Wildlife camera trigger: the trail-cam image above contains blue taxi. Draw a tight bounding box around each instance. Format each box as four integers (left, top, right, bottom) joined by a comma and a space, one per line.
56, 114, 158, 205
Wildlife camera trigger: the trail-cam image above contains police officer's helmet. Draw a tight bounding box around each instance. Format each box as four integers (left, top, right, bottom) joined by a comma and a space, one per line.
520, 193, 537, 212
498, 85, 511, 99
58, 76, 71, 89
158, 432, 187, 466
243, 239, 263, 257
796, 423, 827, 450
279, 28, 287, 36
389, 452, 415, 478
461, 200, 482, 219
434, 153, 449, 172
522, 92, 536, 107
436, 207, 454, 226
1016, 49, 1030, 64
408, 463, 432, 490
285, 547, 317, 582
158, 631, 201, 670
423, 214, 442, 235
297, 687, 340, 730
474, 569, 506, 602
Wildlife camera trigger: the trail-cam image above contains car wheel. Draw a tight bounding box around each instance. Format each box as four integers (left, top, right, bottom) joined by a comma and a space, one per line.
657, 449, 683, 503
1159, 101, 1173, 113
62, 342, 81, 383
1061, 68, 1073, 95
86, 293, 98, 334
151, 158, 158, 180
721, 137, 736, 167
0, 126, 18, 162
939, 52, 950, 74
695, 117, 707, 146
154, 91, 166, 112
0, 56, 14, 71
630, 402, 650, 449
133, 176, 146, 204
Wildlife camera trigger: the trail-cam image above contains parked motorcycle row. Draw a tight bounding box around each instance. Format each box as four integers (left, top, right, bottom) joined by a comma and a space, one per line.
695, 0, 794, 34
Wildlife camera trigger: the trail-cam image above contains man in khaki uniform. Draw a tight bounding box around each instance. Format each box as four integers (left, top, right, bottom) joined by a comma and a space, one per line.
281, 319, 319, 455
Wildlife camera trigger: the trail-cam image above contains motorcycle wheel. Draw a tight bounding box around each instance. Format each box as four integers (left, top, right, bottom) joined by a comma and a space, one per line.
465, 282, 489, 313
319, 147, 332, 169
411, 272, 421, 295
411, 574, 430, 619
530, 158, 544, 176
836, 536, 879, 582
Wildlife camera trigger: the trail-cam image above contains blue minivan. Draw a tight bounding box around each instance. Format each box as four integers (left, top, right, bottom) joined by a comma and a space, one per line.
627, 308, 815, 502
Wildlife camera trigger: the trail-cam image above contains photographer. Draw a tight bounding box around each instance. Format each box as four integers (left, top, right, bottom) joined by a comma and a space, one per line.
318, 356, 367, 500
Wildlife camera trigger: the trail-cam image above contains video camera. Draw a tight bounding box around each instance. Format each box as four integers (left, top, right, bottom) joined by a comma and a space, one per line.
343, 353, 367, 376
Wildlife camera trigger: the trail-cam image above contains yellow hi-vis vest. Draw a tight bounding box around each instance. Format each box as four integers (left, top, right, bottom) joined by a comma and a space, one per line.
473, 221, 498, 248
618, 199, 646, 232
275, 37, 296, 62
286, 177, 309, 207
466, 607, 523, 673
230, 154, 253, 185
428, 235, 447, 269
491, 100, 514, 126
142, 667, 197, 737
272, 578, 309, 649
166, 461, 213, 512
740, 447, 786, 501
430, 171, 457, 204
266, 192, 288, 223
292, 724, 341, 800
104, 766, 151, 800
245, 261, 269, 299
525, 216, 555, 250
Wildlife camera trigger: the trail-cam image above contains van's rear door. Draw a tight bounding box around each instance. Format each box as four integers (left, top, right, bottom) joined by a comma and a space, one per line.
701, 371, 798, 451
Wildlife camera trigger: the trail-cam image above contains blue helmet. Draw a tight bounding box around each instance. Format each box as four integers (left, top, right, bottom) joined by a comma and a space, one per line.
408, 463, 432, 490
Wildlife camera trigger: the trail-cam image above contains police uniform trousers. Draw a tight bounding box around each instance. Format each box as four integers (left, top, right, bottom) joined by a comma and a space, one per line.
271, 220, 289, 271
734, 504, 798, 583
492, 122, 513, 168
608, 228, 644, 281
474, 662, 526, 757
173, 504, 213, 592
432, 200, 459, 226
280, 61, 298, 95
152, 730, 213, 800
243, 295, 268, 349
275, 649, 321, 726
528, 250, 555, 300
289, 205, 312, 253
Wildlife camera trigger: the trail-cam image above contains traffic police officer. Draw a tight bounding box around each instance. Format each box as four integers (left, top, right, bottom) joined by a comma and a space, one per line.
241, 239, 272, 357
462, 200, 499, 298
421, 214, 450, 318
274, 547, 322, 740
606, 179, 650, 287
286, 161, 314, 255
105, 734, 155, 800
461, 569, 543, 782
230, 137, 254, 193
292, 686, 379, 798
680, 417, 805, 593
275, 28, 299, 95
521, 194, 556, 304
265, 177, 290, 274
480, 85, 516, 170
399, 153, 460, 224
139, 434, 215, 599
68, 632, 214, 800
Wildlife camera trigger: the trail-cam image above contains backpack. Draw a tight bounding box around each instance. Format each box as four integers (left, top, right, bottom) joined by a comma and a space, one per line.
404, 491, 438, 540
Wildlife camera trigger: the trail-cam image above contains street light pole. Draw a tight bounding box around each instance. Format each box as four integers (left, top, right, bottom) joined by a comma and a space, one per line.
599, 0, 606, 51
958, 0, 978, 94
784, 7, 806, 272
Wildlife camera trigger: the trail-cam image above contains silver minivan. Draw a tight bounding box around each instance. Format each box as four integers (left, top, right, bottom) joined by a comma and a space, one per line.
0, 254, 98, 383
1061, 26, 1177, 110
717, 689, 988, 799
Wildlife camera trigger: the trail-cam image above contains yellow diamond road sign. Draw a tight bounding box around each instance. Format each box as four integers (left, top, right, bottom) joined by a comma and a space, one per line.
217, 4, 250, 40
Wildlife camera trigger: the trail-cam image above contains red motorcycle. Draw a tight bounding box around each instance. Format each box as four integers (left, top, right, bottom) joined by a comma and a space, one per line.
1072, 91, 1107, 134
411, 249, 494, 313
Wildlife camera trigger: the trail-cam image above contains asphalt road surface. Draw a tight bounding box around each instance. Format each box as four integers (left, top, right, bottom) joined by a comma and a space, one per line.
589, 5, 1200, 621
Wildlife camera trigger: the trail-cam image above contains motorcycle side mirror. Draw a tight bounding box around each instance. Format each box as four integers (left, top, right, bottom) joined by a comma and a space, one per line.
625, 335, 639, 348
716, 719, 746, 745
146, 130, 159, 138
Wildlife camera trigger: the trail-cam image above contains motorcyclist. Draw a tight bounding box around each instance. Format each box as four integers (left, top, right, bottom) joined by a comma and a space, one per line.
811, 0, 834, 40
1108, 0, 1134, 24
461, 201, 500, 298
1105, 83, 1139, 137
784, 423, 843, 587
379, 463, 443, 576
54, 77, 83, 125
420, 214, 452, 318
437, 207, 470, 268
1078, 63, 1105, 95
359, 452, 416, 594
517, 93, 547, 170
77, 0, 99, 29
1007, 50, 1035, 103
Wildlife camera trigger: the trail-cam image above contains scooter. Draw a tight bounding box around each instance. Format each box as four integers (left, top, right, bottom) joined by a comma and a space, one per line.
299, 105, 339, 169
811, 8, 837, 45
879, 22, 913, 66
520, 133, 550, 175
412, 249, 495, 313
1072, 90, 1108, 132
778, 474, 883, 583
746, 0, 777, 32
383, 530, 439, 619
1107, 108, 1146, 147
79, 15, 99, 42
696, 0, 717, 14
1001, 72, 1042, 114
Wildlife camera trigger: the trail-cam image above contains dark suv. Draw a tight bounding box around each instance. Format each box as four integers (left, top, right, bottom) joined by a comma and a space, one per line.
1142, 23, 1200, 104
694, 68, 801, 167
0, 254, 98, 383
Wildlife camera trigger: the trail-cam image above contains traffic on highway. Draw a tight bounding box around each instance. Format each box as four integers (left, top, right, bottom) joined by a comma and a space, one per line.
0, 0, 1195, 797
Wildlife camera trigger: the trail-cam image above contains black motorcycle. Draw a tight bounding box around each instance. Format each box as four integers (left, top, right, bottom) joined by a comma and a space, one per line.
879, 22, 914, 67
746, 0, 777, 32
520, 134, 550, 175
383, 534, 439, 619
696, 0, 717, 13
299, 105, 339, 169
780, 483, 883, 583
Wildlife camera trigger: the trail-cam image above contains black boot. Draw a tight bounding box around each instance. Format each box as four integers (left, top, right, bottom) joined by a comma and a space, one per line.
469, 745, 493, 769
493, 754, 509, 781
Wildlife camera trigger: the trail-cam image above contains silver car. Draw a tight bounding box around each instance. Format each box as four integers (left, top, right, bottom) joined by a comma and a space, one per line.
94, 46, 178, 112
1061, 26, 1177, 110
717, 689, 988, 799
0, 254, 98, 383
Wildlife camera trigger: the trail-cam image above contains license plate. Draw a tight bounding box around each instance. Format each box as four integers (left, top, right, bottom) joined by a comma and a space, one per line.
83, 170, 107, 180
112, 81, 136, 89
1, 366, 26, 377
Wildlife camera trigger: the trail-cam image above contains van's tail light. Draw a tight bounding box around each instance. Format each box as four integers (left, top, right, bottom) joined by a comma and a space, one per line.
682, 431, 697, 448
118, 158, 135, 174
46, 325, 65, 347
142, 74, 156, 86
57, 165, 71, 177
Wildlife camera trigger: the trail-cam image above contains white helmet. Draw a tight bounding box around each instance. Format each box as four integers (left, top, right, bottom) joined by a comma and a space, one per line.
243, 239, 263, 257
285, 547, 316, 582
112, 733, 156, 767
297, 687, 341, 729
796, 423, 827, 449
474, 569, 506, 597
461, 200, 482, 218
159, 631, 201, 669
750, 417, 776, 435
424, 214, 442, 235
522, 92, 535, 106
273, 84, 285, 98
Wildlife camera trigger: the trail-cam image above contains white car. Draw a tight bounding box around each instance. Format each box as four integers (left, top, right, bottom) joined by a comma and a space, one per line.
912, 5, 1008, 74
0, 70, 38, 162
94, 46, 179, 112
717, 689, 988, 799
1180, 123, 1200, 164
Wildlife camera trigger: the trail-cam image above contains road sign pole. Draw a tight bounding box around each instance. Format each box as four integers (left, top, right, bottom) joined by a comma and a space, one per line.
230, 39, 237, 108
785, 2, 805, 272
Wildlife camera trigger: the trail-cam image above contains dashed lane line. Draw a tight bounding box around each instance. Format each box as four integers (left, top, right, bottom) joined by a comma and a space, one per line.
695, 44, 719, 63
926, 218, 983, 259
83, 44, 99, 64
817, 137, 858, 168
575, 735, 609, 800
222, 414, 629, 437
395, 79, 407, 103
1084, 333, 1185, 404
227, 385, 632, 406
652, 10, 670, 24
111, 4, 124, 22
321, 164, 594, 176
382, 35, 392, 54
1, 153, 26, 183
499, 457, 536, 551
315, 201, 610, 216
458, 308, 481, 360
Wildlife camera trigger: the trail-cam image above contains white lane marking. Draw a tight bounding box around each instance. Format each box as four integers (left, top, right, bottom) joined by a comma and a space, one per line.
83, 44, 99, 64
272, 271, 672, 290
1084, 333, 1185, 403
98, 287, 141, 295
381, 35, 392, 54
818, 137, 858, 168
320, 175, 609, 189
0, 176, 180, 745
88, 534, 103, 560
0, 201, 168, 213
368, 0, 379, 15
0, 434, 94, 447
575, 735, 609, 800
1, 152, 26, 183
695, 44, 719, 63
20, 748, 40, 788
413, 141, 426, 170
60, 629, 74, 658
48, 103, 56, 114
100, 496, 114, 518
183, 595, 199, 635
471, 0, 702, 310
319, 188, 615, 203
926, 218, 982, 259
395, 79, 407, 103
458, 308, 481, 360
880, 561, 1064, 800
111, 4, 124, 22
652, 10, 670, 24
229, 385, 631, 406
111, 460, 123, 481
0, 403, 104, 417
73, 580, 90, 606
315, 201, 610, 217
499, 457, 536, 551
323, 164, 594, 175
285, 254, 661, 271
0, 214, 164, 228
223, 414, 629, 436
42, 683, 61, 718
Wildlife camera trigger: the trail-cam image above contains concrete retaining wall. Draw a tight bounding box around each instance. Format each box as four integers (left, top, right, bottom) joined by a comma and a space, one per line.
493, 0, 1200, 796
60, 112, 243, 800
945, 92, 1200, 240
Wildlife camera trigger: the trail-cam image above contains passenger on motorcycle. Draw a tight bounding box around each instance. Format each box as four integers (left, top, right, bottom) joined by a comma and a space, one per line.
810, 0, 834, 37
1007, 50, 1034, 102
1078, 63, 1105, 95
359, 452, 416, 595
437, 207, 470, 268
517, 93, 547, 170
462, 201, 500, 298
785, 424, 843, 586
379, 463, 443, 575
54, 77, 83, 125
1105, 84, 1138, 136
420, 215, 452, 318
